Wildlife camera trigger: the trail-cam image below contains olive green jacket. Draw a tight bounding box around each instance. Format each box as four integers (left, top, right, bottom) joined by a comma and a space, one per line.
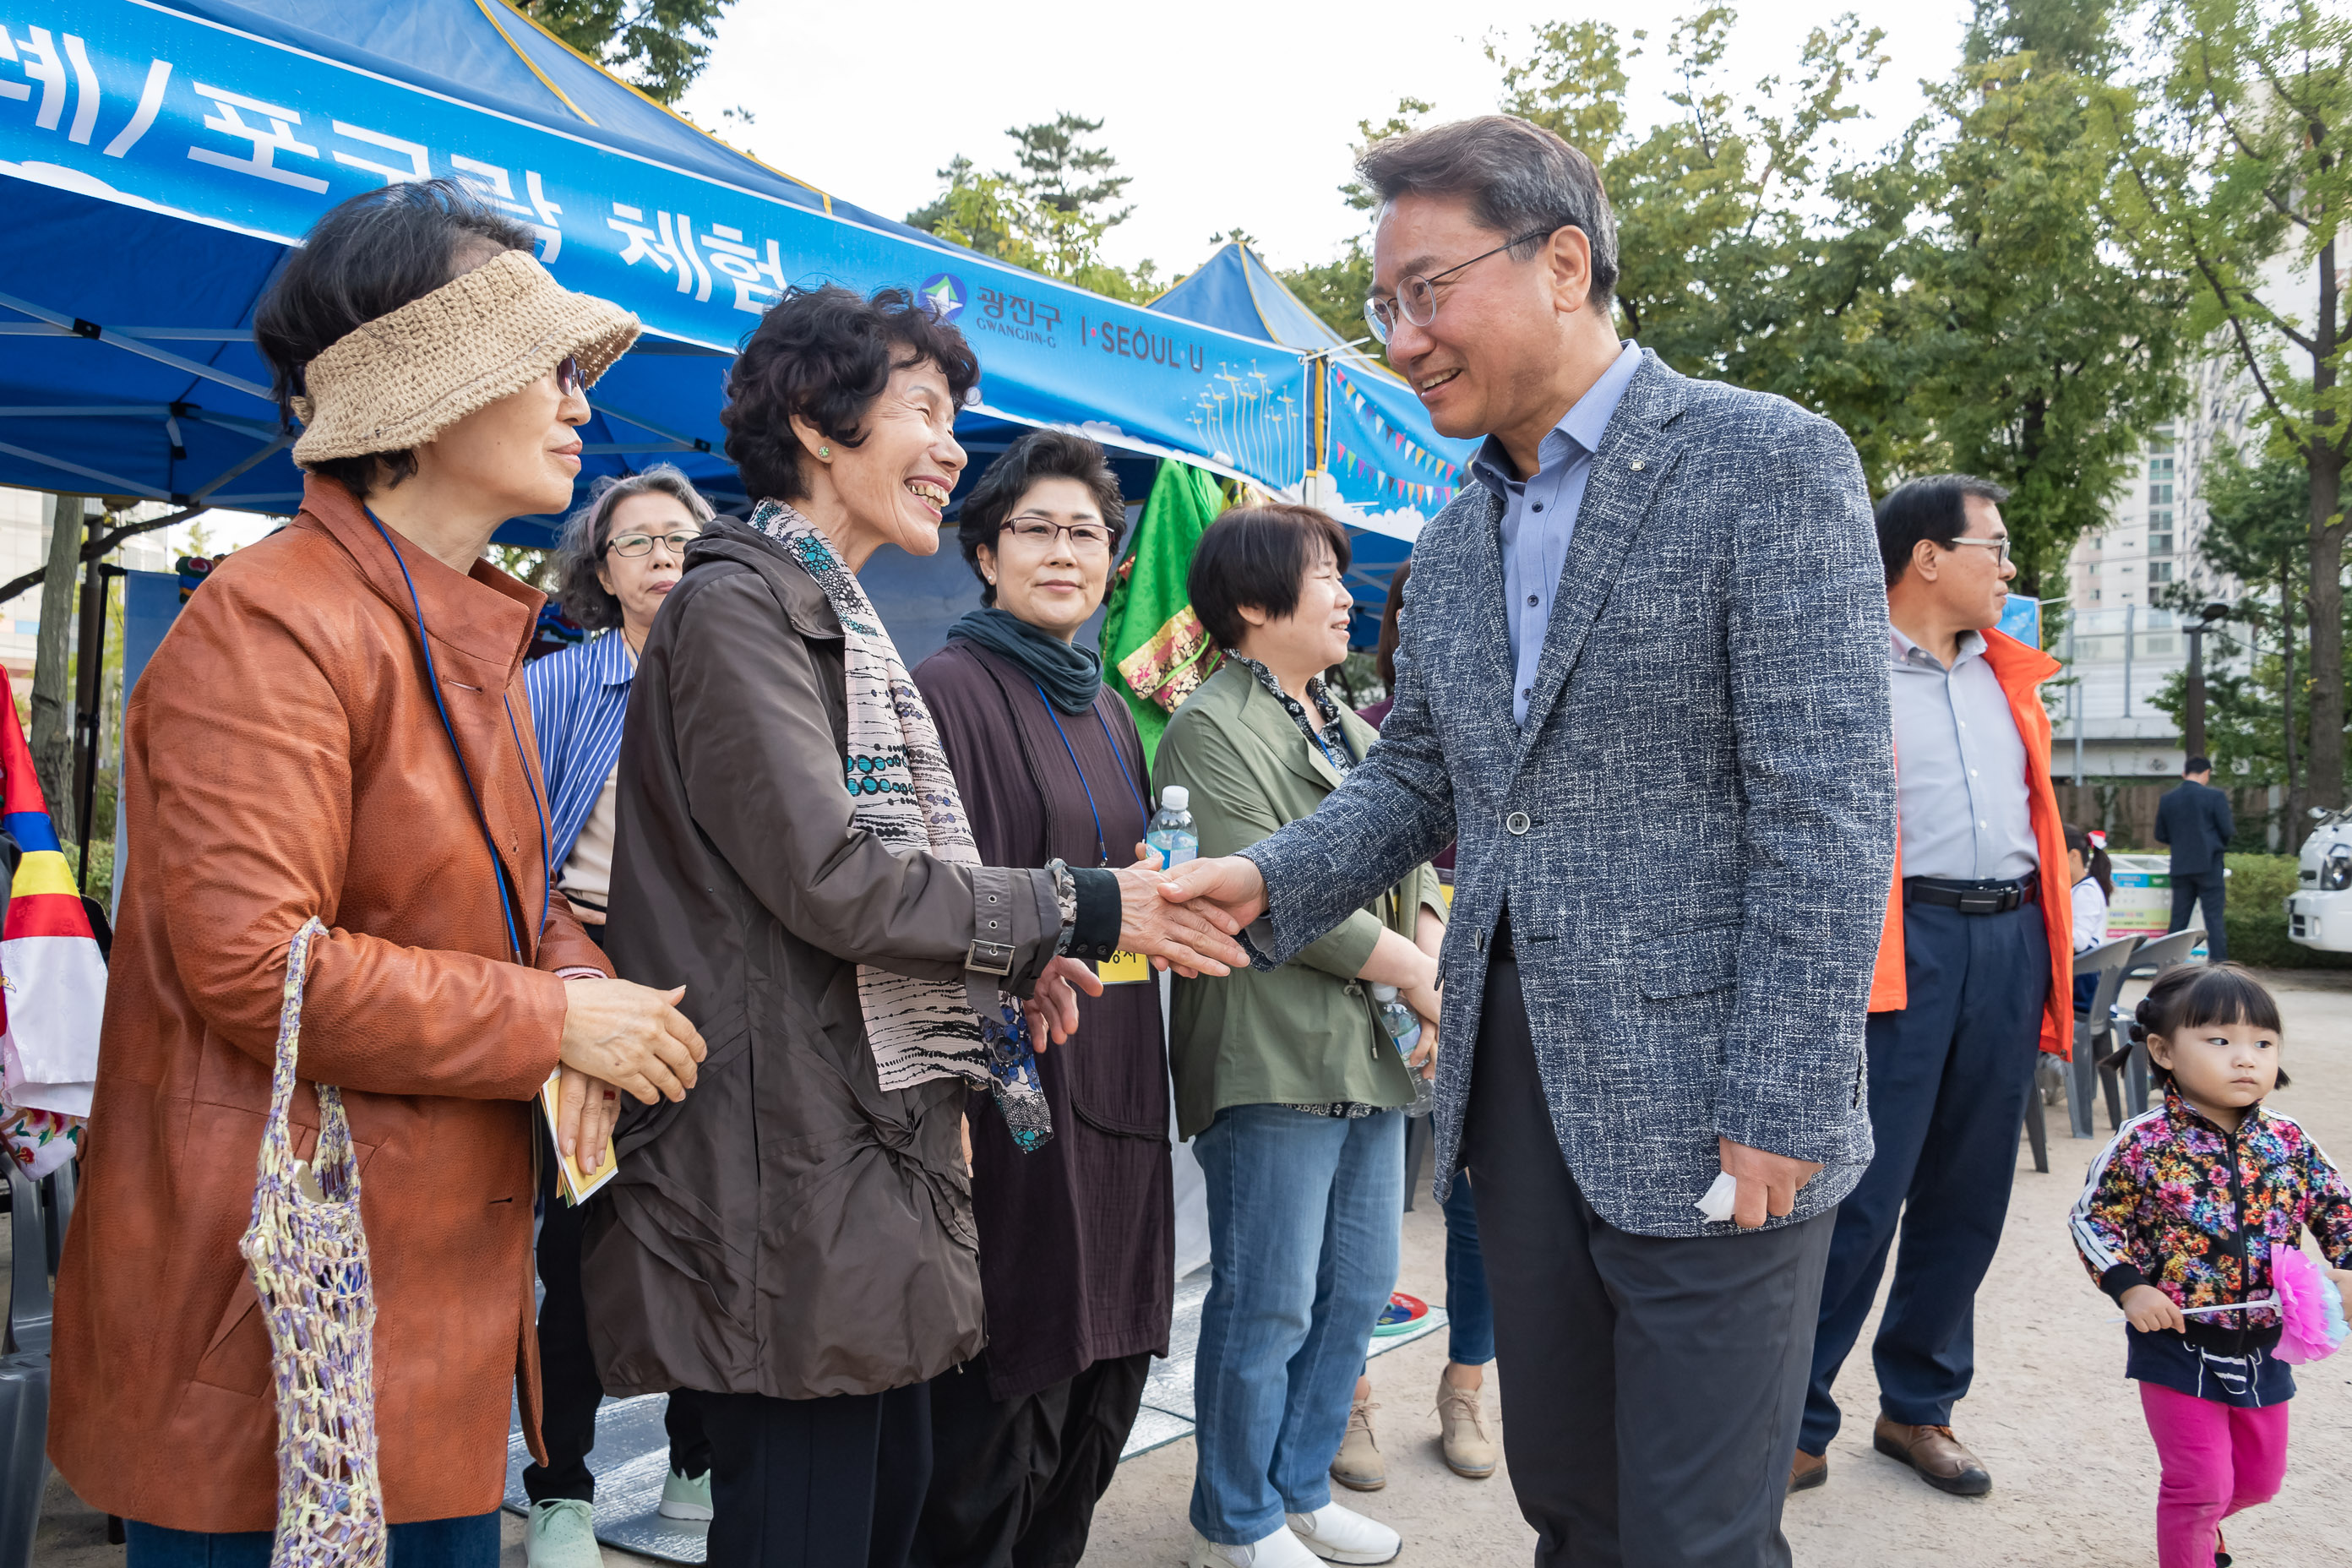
1155, 660, 1446, 1139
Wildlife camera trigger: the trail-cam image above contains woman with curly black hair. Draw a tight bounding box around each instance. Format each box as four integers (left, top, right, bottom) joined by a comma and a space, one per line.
582, 285, 1245, 1566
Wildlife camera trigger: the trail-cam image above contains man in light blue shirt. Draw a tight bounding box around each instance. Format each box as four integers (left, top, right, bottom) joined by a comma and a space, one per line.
1469, 339, 1643, 725
1162, 115, 1892, 1568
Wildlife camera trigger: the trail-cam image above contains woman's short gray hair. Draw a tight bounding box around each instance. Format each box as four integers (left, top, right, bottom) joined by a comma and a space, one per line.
552, 464, 716, 631
1355, 114, 1619, 306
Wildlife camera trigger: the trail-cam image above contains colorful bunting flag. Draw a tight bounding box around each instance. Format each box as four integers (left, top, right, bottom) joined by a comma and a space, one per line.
0, 667, 106, 1174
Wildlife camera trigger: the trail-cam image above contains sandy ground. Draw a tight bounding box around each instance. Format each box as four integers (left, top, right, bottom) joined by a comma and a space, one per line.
32, 972, 2352, 1566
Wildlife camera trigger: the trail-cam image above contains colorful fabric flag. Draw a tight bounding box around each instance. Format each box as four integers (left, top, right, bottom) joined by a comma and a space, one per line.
0, 667, 106, 1173
1101, 460, 1227, 765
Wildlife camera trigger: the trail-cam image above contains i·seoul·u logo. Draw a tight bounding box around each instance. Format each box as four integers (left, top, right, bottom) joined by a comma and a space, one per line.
919, 273, 966, 324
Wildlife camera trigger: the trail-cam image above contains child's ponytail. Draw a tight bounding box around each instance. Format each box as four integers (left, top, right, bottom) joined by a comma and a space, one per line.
2065, 823, 2114, 901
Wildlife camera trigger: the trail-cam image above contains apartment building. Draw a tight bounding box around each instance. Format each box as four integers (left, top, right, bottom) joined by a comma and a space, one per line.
2055, 347, 2261, 782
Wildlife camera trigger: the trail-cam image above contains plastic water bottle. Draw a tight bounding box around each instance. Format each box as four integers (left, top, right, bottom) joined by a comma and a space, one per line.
1146, 786, 1197, 869
1371, 983, 1435, 1117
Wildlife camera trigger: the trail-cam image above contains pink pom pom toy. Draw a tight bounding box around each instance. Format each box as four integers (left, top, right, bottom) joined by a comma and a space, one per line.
2271, 1244, 2348, 1365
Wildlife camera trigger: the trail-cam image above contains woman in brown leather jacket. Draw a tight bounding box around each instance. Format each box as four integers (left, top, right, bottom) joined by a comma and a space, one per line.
49, 181, 705, 1568
587, 285, 1243, 1567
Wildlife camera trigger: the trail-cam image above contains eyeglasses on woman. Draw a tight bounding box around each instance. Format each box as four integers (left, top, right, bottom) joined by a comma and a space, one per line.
1000, 518, 1114, 554
606, 526, 703, 558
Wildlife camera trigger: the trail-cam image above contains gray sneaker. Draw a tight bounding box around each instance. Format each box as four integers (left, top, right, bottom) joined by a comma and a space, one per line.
659, 1467, 714, 1522
525, 1499, 602, 1568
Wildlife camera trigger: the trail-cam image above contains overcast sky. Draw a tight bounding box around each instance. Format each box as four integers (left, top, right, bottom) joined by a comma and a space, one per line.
678, 0, 1979, 277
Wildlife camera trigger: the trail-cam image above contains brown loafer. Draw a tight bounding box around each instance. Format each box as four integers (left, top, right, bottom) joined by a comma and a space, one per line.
1788, 1450, 1827, 1493
1872, 1416, 1991, 1496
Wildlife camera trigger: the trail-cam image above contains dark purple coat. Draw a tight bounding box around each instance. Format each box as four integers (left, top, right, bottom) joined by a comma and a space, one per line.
912, 639, 1175, 1401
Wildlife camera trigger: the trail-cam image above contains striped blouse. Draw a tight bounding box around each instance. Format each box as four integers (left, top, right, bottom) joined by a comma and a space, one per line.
524, 628, 635, 879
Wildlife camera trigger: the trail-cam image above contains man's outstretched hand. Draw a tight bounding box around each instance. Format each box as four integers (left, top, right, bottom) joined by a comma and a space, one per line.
1108, 863, 1250, 977
1156, 854, 1270, 933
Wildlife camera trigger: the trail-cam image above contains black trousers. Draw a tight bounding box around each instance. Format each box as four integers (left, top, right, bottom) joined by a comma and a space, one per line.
912, 1349, 1151, 1568
2169, 868, 2229, 962
1461, 961, 1833, 1568
522, 1129, 712, 1504
699, 1382, 932, 1568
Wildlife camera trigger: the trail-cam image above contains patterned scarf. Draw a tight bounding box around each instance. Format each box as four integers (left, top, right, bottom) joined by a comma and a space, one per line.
754, 501, 1052, 1152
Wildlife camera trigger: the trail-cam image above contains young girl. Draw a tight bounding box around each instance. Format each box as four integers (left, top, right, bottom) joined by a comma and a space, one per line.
2067, 823, 2115, 1011
2070, 965, 2352, 1567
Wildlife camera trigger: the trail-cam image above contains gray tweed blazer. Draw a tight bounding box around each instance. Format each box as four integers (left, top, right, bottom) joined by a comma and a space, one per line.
1243, 350, 1896, 1237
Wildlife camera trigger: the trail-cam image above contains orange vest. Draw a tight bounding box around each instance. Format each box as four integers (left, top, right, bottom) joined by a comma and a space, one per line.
1868, 628, 2074, 1059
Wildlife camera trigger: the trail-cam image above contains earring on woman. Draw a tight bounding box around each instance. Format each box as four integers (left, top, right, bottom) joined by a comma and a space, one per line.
819, 445, 831, 460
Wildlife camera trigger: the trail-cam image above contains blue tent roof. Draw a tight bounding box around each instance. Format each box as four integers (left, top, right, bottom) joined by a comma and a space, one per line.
167, 0, 912, 232
0, 0, 1316, 582
1153, 243, 1479, 645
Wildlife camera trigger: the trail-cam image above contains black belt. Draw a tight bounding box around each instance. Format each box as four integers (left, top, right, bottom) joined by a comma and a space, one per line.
1904, 871, 2039, 916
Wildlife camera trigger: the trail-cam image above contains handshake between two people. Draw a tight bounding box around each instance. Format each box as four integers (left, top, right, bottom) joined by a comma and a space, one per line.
544, 858, 1263, 1177
1144, 853, 1825, 1231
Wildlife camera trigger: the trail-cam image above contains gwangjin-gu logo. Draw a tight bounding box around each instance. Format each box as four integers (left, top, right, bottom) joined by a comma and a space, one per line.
919, 273, 966, 324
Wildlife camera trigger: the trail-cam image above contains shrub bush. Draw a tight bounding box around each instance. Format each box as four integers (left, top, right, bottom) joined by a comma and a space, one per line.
2220, 853, 2352, 969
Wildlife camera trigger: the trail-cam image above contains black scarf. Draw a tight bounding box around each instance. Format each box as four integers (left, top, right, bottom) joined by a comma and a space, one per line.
947, 607, 1103, 716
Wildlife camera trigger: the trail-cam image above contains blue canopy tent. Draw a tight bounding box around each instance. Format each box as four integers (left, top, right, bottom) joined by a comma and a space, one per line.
0, 0, 1325, 654
1152, 242, 1478, 646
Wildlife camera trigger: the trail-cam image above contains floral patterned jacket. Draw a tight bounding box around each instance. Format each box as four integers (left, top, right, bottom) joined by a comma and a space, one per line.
2072, 1088, 2352, 1326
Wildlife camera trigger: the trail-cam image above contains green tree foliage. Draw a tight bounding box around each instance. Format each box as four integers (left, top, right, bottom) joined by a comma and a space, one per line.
907, 116, 1161, 302
512, 0, 732, 105
2110, 0, 2352, 807
2152, 444, 2322, 826
1901, 0, 2191, 593
1455, 4, 2185, 594
1484, 13, 1933, 487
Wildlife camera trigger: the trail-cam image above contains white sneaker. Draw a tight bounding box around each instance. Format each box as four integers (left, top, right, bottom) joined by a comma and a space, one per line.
1286, 1501, 1402, 1565
658, 1466, 714, 1521
1188, 1522, 1325, 1567
525, 1499, 602, 1568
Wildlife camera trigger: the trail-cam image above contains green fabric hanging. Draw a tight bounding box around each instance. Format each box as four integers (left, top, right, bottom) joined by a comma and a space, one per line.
1099, 460, 1227, 766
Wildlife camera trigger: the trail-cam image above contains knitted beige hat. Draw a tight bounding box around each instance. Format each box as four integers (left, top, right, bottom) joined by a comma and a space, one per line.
291, 248, 640, 463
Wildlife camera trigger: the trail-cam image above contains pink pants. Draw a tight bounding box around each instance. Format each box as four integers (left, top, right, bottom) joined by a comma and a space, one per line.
2141, 1382, 2290, 1568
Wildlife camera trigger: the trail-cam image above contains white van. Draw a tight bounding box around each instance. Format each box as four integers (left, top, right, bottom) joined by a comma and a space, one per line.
2287, 810, 2352, 952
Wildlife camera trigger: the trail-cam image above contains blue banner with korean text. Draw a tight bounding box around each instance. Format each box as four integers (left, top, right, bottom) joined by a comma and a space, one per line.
0, 0, 1311, 501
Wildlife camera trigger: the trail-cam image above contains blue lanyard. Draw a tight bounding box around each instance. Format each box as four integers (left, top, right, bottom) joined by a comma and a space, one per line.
365, 508, 552, 961
1304, 705, 1357, 773
1037, 682, 1146, 868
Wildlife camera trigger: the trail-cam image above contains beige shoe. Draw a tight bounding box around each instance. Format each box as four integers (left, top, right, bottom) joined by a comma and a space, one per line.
1435, 1376, 1498, 1478
1330, 1393, 1386, 1491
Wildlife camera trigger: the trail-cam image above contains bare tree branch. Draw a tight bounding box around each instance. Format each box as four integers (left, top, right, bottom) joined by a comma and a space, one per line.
0, 505, 200, 611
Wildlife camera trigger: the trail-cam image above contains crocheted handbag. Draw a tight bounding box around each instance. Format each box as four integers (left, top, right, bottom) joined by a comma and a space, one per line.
238, 917, 388, 1567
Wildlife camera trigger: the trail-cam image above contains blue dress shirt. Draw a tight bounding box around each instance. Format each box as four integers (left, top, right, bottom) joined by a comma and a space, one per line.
1469, 340, 1645, 726
524, 628, 636, 874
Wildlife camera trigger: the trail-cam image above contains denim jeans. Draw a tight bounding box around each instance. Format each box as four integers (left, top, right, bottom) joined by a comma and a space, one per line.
1441, 1169, 1495, 1367
126, 1512, 499, 1568
1190, 1102, 1404, 1545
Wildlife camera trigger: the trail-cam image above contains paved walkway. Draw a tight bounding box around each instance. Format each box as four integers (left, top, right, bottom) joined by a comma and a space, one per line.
32, 974, 2352, 1565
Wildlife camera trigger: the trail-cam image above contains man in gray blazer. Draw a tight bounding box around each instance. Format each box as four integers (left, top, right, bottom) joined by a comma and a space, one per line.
1163, 115, 1895, 1566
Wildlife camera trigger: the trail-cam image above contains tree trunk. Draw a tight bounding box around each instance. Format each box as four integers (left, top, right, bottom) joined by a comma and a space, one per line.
2306, 444, 2343, 811
30, 493, 80, 844
2283, 553, 2301, 827
2306, 220, 2345, 812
